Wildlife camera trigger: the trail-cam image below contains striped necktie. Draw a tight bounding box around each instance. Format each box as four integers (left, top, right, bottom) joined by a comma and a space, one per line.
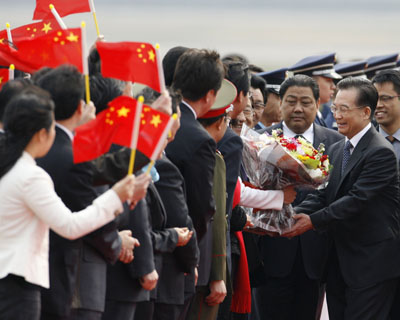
341, 140, 353, 175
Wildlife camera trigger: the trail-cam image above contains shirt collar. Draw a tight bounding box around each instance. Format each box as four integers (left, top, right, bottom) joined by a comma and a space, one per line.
379, 126, 400, 142
257, 122, 267, 130
282, 122, 314, 144
346, 122, 371, 149
56, 123, 74, 141
181, 100, 197, 119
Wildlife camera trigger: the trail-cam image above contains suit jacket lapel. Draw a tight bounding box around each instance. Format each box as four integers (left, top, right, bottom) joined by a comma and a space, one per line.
332, 127, 374, 196
313, 124, 327, 149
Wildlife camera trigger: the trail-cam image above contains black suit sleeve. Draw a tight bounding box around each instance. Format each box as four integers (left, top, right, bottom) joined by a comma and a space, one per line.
128, 199, 155, 278
154, 159, 200, 271
82, 220, 122, 265
309, 147, 398, 231
151, 228, 178, 253
91, 147, 149, 186
218, 133, 243, 215
183, 139, 216, 240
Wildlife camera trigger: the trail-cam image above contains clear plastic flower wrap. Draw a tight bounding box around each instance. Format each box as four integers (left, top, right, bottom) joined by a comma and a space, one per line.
240, 125, 331, 235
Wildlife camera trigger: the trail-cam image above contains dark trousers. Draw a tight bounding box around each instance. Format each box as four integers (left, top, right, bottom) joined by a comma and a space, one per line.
389, 279, 400, 319
68, 308, 102, 320
102, 300, 136, 320
135, 300, 154, 320
252, 249, 320, 320
326, 250, 398, 320
0, 274, 41, 320
153, 302, 183, 320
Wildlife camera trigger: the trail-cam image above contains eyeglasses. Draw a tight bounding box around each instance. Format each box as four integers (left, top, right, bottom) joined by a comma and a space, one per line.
378, 95, 400, 103
330, 105, 365, 115
253, 102, 265, 110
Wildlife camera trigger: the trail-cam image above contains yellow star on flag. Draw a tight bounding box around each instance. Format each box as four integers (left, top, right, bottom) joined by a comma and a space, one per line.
150, 114, 162, 128
0, 38, 4, 44
66, 32, 79, 42
148, 50, 155, 62
117, 106, 130, 117
42, 22, 52, 34
0, 77, 3, 84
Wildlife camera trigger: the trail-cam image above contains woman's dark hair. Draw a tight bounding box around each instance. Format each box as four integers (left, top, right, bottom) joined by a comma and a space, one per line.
88, 47, 101, 76
0, 86, 54, 179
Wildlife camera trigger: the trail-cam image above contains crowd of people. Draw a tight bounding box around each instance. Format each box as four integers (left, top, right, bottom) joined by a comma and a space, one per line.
0, 42, 400, 320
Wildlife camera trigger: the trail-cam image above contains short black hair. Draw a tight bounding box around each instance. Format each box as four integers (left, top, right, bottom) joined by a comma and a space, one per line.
37, 65, 84, 121
372, 70, 400, 95
337, 77, 378, 119
279, 75, 320, 101
224, 60, 250, 96
88, 47, 101, 76
251, 75, 267, 103
173, 49, 224, 101
249, 64, 264, 74
31, 67, 53, 85
90, 75, 123, 114
162, 46, 189, 88
0, 78, 32, 121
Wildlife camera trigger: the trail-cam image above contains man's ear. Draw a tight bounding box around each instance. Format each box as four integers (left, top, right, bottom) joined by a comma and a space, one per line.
205, 89, 216, 105
216, 116, 225, 130
74, 100, 85, 120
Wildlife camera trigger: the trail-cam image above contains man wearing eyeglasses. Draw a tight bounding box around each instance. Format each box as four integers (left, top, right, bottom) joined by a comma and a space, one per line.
284, 77, 400, 320
372, 69, 400, 320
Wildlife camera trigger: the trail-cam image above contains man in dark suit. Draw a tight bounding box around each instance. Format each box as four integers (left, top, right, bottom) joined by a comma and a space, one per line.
372, 70, 400, 319
283, 77, 400, 319
166, 49, 225, 315
36, 66, 136, 320
253, 75, 343, 320
153, 155, 200, 320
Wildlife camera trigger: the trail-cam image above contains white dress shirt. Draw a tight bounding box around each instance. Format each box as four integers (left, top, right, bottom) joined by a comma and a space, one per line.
282, 122, 314, 144
239, 177, 284, 210
346, 123, 371, 154
0, 152, 123, 288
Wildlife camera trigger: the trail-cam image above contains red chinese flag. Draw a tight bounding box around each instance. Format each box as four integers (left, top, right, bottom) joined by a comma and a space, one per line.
96, 41, 161, 93
0, 19, 61, 44
33, 0, 91, 20
72, 96, 171, 163
0, 68, 9, 90
0, 28, 83, 74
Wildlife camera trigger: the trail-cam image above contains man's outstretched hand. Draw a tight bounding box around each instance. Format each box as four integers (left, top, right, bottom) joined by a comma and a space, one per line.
281, 214, 313, 238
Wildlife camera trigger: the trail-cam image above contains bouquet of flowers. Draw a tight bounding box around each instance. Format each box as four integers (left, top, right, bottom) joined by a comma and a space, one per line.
241, 126, 331, 235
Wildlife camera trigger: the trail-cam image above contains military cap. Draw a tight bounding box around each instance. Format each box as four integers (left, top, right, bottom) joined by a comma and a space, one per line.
199, 79, 237, 119
334, 61, 367, 79
365, 53, 399, 79
289, 53, 342, 79
256, 68, 288, 94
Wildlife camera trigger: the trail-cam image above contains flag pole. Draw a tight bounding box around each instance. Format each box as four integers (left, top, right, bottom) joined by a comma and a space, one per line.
148, 113, 177, 168
128, 96, 144, 175
81, 21, 91, 104
89, 0, 101, 37
155, 43, 166, 94
9, 64, 14, 80
49, 4, 67, 30
5, 23, 12, 44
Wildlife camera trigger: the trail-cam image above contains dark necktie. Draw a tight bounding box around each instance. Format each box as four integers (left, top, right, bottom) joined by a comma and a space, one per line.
342, 140, 352, 174
294, 134, 305, 139
386, 135, 395, 144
